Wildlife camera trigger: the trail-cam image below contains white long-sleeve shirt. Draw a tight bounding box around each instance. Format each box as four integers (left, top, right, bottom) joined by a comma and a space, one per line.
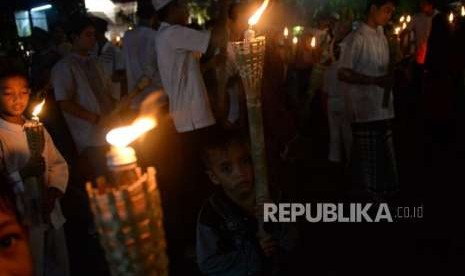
0, 118, 68, 229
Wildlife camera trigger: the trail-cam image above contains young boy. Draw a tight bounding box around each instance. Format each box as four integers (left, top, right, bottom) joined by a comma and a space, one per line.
51, 16, 116, 178
0, 174, 33, 276
197, 131, 296, 276
338, 0, 399, 196
0, 70, 69, 276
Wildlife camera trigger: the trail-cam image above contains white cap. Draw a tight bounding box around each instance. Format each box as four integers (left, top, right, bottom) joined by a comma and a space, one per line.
152, 0, 173, 11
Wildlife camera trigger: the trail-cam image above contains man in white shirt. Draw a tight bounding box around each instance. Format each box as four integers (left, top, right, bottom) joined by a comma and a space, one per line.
338, 0, 399, 197
153, 0, 215, 133
123, 2, 164, 110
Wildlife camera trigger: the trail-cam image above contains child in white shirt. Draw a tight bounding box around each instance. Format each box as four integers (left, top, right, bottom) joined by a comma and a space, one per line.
0, 69, 69, 276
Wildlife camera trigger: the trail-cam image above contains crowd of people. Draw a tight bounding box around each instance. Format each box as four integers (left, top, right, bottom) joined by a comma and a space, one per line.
0, 0, 464, 275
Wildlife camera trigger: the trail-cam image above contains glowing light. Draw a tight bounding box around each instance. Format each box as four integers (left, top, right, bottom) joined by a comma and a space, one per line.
30, 4, 52, 12
106, 118, 157, 148
394, 27, 401, 35
248, 0, 270, 26
292, 37, 298, 45
284, 27, 289, 38
400, 16, 405, 23
462, 6, 465, 17
32, 99, 45, 120
310, 36, 316, 48
402, 22, 407, 30
406, 15, 411, 23
85, 0, 115, 13
449, 12, 454, 23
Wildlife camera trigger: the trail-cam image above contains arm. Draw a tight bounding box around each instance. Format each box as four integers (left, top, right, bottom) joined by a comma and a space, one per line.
43, 130, 68, 194
197, 224, 261, 275
338, 68, 377, 85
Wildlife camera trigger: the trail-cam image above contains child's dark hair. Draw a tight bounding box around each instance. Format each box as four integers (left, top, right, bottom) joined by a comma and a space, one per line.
366, 0, 399, 13
137, 0, 156, 20
201, 129, 250, 168
157, 0, 179, 22
0, 68, 29, 86
66, 15, 95, 41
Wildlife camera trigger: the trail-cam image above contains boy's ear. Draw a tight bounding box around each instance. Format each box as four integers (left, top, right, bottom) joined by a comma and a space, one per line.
206, 170, 221, 186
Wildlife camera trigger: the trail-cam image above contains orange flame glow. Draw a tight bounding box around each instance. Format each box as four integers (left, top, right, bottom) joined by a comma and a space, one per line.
248, 0, 270, 26
106, 117, 157, 148
32, 99, 45, 118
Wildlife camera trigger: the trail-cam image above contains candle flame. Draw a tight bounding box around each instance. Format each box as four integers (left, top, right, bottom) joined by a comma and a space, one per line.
394, 27, 401, 35
402, 22, 407, 30
284, 27, 289, 38
406, 15, 411, 23
106, 117, 157, 148
462, 6, 465, 17
449, 12, 454, 23
292, 37, 298, 45
32, 99, 45, 118
310, 37, 316, 48
399, 16, 405, 23
248, 0, 270, 26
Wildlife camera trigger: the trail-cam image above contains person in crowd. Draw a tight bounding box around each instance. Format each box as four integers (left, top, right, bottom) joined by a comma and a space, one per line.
0, 69, 69, 276
92, 17, 125, 102
403, 0, 439, 65
197, 130, 297, 276
0, 174, 33, 276
338, 0, 399, 198
123, 0, 165, 111
51, 16, 118, 179
323, 35, 352, 165
50, 23, 73, 57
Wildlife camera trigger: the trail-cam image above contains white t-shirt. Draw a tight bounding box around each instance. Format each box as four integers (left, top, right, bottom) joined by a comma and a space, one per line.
92, 41, 124, 100
122, 26, 163, 109
0, 118, 68, 229
156, 22, 215, 133
52, 53, 113, 153
338, 23, 394, 123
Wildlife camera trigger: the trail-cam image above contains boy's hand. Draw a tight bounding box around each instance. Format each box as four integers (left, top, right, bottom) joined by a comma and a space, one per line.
259, 237, 278, 257
374, 74, 394, 89
20, 157, 45, 179
43, 187, 64, 220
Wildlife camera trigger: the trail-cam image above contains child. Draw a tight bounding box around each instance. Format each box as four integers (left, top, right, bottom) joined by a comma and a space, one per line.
197, 130, 296, 276
0, 173, 33, 276
0, 69, 69, 276
338, 0, 399, 197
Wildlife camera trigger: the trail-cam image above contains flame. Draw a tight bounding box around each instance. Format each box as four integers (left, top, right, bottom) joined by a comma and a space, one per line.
284, 27, 289, 38
449, 12, 454, 23
292, 37, 298, 45
248, 0, 270, 26
106, 117, 157, 148
32, 99, 45, 118
310, 36, 316, 48
462, 6, 465, 17
406, 15, 411, 23
394, 27, 401, 35
402, 22, 407, 30
399, 16, 405, 23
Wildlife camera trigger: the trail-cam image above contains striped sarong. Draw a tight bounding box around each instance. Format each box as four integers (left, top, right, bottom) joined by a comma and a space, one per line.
351, 120, 399, 195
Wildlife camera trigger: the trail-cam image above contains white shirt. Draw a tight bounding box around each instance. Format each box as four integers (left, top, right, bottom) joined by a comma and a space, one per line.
339, 23, 394, 123
156, 22, 215, 132
52, 53, 113, 153
93, 41, 124, 100
122, 26, 163, 109
0, 118, 68, 229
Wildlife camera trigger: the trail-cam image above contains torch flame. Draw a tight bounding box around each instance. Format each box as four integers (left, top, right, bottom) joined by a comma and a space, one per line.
106, 117, 157, 148
32, 99, 45, 117
310, 36, 316, 48
248, 0, 270, 26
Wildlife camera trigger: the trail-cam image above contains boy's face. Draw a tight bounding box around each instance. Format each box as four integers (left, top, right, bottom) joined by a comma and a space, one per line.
0, 208, 33, 276
73, 26, 96, 52
206, 142, 254, 198
370, 2, 395, 27
0, 76, 30, 118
